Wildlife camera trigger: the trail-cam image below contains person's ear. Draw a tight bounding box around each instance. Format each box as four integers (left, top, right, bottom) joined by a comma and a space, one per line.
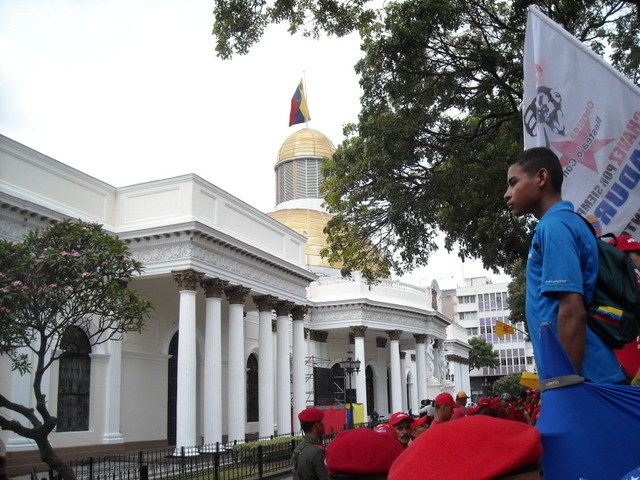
535, 168, 550, 189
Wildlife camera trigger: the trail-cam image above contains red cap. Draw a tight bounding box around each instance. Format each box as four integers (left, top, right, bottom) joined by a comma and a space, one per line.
435, 392, 461, 408
298, 407, 324, 423
373, 423, 396, 437
388, 416, 542, 480
389, 411, 412, 426
493, 396, 502, 403
608, 235, 640, 252
411, 415, 429, 429
325, 427, 404, 475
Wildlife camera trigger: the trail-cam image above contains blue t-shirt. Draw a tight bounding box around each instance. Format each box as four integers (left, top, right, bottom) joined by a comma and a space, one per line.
526, 201, 625, 383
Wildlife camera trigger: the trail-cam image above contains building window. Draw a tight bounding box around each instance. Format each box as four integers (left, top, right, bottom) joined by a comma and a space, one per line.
247, 354, 259, 422
57, 327, 91, 432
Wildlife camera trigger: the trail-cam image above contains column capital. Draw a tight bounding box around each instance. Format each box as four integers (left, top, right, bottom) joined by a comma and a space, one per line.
399, 351, 406, 360
224, 285, 251, 305
275, 300, 295, 317
310, 330, 329, 343
253, 295, 277, 312
291, 305, 308, 321
172, 269, 203, 291
376, 336, 388, 348
350, 326, 368, 338
413, 333, 428, 344
201, 278, 229, 298
385, 329, 403, 341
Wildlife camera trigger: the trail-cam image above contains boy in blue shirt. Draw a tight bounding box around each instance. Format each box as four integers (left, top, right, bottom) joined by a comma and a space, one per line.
504, 147, 624, 384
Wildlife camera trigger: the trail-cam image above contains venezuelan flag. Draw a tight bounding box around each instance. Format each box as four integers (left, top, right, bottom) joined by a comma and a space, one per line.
289, 79, 311, 126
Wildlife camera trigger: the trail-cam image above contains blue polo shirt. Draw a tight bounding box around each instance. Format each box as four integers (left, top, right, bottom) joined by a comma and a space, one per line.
526, 201, 625, 383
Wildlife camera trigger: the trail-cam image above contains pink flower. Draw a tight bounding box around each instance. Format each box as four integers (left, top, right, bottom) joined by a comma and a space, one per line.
37, 287, 45, 293
82, 272, 91, 278
11, 280, 23, 287
49, 284, 57, 288
60, 251, 69, 256
0, 287, 9, 293
71, 252, 82, 257
0, 307, 10, 314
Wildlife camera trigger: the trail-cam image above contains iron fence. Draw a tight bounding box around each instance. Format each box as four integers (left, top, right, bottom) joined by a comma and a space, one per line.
39, 423, 374, 480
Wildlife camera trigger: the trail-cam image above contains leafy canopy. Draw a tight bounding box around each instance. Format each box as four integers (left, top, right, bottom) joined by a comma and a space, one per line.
213, 0, 639, 281
468, 336, 501, 371
0, 219, 152, 480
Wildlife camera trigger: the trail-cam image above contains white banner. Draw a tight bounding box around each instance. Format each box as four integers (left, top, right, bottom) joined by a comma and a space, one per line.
523, 6, 640, 237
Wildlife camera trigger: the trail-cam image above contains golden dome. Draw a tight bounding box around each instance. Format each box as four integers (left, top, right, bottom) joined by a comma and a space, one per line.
277, 128, 336, 164
267, 208, 342, 269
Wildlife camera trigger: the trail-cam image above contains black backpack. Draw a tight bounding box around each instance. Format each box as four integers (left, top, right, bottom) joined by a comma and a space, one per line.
578, 215, 640, 349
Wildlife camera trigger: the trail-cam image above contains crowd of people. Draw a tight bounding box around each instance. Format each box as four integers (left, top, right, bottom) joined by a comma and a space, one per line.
292, 390, 545, 480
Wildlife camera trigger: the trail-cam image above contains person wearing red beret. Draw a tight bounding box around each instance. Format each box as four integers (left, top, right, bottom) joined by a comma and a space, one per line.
388, 416, 543, 480
430, 392, 460, 427
410, 415, 430, 438
292, 408, 328, 480
325, 427, 404, 480
466, 396, 499, 417
608, 235, 640, 385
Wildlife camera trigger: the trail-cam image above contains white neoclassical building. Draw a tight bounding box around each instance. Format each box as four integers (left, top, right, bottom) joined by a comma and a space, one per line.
0, 129, 470, 470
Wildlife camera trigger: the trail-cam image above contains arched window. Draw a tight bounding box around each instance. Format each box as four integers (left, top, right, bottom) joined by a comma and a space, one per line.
365, 365, 375, 415
246, 353, 259, 422
57, 327, 91, 432
167, 332, 178, 446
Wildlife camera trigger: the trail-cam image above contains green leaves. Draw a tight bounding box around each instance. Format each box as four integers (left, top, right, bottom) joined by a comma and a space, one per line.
468, 336, 501, 371
0, 219, 152, 373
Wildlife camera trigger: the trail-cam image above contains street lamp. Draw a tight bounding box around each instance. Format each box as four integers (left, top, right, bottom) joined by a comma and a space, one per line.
341, 348, 361, 426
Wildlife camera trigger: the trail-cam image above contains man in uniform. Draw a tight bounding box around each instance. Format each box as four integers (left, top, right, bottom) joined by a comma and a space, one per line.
291, 407, 328, 480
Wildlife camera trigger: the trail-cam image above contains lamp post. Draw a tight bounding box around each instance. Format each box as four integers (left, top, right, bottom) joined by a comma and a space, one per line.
341, 348, 361, 426
482, 377, 491, 396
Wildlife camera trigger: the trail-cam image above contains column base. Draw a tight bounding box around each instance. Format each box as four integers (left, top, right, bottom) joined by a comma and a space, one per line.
103, 432, 124, 444
171, 446, 200, 457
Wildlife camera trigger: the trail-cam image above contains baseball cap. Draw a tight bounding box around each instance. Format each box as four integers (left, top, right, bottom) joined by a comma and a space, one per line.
389, 411, 412, 426
298, 407, 324, 423
373, 423, 396, 437
388, 416, 542, 480
608, 235, 640, 252
435, 392, 461, 408
456, 391, 468, 399
411, 415, 429, 429
325, 428, 404, 475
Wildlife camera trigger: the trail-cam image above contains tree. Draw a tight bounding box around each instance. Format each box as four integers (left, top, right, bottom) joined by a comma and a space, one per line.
0, 219, 152, 480
490, 372, 527, 399
468, 337, 500, 371
213, 0, 639, 281
507, 259, 527, 327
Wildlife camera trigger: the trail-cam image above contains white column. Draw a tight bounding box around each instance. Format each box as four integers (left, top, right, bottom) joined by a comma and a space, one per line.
103, 337, 123, 444
202, 279, 228, 448
292, 306, 307, 433
272, 319, 278, 430
276, 301, 293, 435
386, 330, 403, 413
7, 348, 37, 450
225, 285, 251, 443
254, 295, 276, 438
352, 326, 368, 419
414, 334, 428, 406
375, 337, 388, 416
400, 351, 407, 411
410, 354, 419, 412
172, 269, 202, 455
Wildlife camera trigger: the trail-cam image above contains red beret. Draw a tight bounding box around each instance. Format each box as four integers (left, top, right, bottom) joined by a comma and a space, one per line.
373, 423, 396, 437
389, 411, 412, 426
326, 428, 404, 475
388, 416, 542, 480
298, 407, 324, 423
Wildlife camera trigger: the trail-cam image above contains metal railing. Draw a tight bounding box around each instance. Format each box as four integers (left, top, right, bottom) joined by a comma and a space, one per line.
38, 424, 375, 480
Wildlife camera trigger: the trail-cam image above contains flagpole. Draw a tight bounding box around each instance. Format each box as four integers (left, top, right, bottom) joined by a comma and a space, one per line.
303, 70, 309, 128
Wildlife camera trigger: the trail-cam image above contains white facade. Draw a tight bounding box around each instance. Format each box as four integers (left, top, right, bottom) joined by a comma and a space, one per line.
0, 133, 470, 468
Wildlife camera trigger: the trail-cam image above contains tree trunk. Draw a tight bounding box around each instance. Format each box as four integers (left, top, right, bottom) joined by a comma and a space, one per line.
34, 435, 76, 480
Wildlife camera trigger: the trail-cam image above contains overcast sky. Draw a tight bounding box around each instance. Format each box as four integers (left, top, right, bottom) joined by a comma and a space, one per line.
0, 0, 510, 287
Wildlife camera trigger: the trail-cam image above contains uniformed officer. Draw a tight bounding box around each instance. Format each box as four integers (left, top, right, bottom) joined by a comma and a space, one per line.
291, 407, 328, 480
